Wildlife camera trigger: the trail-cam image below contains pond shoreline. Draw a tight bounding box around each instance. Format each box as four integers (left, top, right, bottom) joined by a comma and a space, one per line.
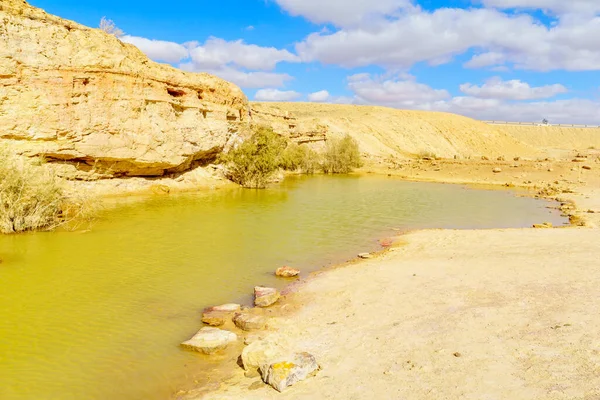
174, 157, 599, 399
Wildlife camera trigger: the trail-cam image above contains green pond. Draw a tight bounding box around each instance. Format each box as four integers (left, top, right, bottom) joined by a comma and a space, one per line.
0, 175, 566, 400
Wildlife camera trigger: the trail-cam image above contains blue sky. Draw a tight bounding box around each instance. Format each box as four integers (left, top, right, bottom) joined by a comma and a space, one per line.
29, 0, 600, 123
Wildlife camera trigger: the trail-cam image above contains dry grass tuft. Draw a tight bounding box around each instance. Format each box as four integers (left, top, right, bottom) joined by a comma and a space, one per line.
0, 149, 92, 234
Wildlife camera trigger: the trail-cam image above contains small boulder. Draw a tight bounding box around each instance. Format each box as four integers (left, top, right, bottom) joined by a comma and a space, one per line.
254, 286, 280, 307
261, 352, 320, 392
358, 253, 373, 259
210, 303, 242, 313
533, 222, 553, 229
481, 156, 489, 161
201, 303, 242, 326
241, 337, 288, 376
492, 167, 502, 173
233, 313, 268, 331
181, 327, 237, 355
275, 266, 300, 278
201, 310, 227, 327
379, 238, 394, 248
583, 165, 592, 170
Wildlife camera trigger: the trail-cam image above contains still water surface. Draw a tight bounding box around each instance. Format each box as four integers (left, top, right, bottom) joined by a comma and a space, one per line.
0, 175, 565, 399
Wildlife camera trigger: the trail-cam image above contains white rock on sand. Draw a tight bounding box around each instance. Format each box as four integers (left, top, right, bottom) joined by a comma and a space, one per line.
260, 352, 320, 392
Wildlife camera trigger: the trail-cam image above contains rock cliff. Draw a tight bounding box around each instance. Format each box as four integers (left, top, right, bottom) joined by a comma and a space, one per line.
0, 0, 248, 178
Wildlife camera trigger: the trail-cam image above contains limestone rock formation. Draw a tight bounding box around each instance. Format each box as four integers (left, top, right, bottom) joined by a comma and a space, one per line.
0, 0, 248, 178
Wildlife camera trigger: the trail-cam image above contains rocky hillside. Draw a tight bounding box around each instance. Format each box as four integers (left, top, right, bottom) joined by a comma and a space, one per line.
0, 0, 248, 178
250, 102, 538, 160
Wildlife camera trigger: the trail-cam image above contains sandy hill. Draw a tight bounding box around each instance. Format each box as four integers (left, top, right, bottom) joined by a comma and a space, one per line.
499, 125, 600, 155
250, 102, 537, 160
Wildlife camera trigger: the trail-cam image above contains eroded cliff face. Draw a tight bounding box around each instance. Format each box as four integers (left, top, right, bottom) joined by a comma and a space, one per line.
0, 0, 248, 178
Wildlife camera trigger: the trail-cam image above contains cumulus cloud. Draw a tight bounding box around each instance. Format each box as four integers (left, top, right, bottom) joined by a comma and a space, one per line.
121, 35, 189, 63
341, 74, 600, 124
438, 97, 600, 125
254, 89, 302, 101
347, 73, 450, 107
307, 90, 331, 102
481, 0, 600, 16
178, 64, 293, 89
459, 77, 568, 100
273, 0, 411, 27
295, 7, 600, 71
187, 37, 299, 71
122, 35, 300, 89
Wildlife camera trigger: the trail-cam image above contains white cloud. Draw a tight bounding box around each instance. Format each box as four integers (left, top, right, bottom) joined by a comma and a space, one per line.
347, 73, 450, 107
481, 0, 600, 16
254, 89, 302, 101
273, 0, 411, 27
459, 77, 568, 100
438, 97, 600, 125
187, 37, 299, 71
122, 35, 300, 89
179, 64, 293, 89
296, 7, 600, 71
121, 35, 189, 63
307, 90, 331, 102
342, 74, 600, 124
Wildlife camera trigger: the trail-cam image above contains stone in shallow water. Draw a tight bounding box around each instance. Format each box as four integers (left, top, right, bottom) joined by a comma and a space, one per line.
358, 253, 373, 259
181, 327, 237, 355
202, 310, 227, 327
260, 352, 320, 392
275, 266, 300, 278
233, 313, 268, 331
254, 286, 280, 307
210, 303, 242, 312
202, 303, 242, 326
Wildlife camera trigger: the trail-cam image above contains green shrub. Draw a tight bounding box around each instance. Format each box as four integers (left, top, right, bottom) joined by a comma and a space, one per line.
417, 151, 437, 160
322, 134, 362, 174
223, 126, 286, 188
280, 143, 320, 174
0, 150, 65, 233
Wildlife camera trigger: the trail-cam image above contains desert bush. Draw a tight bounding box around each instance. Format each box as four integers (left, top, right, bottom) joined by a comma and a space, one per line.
223, 126, 286, 188
0, 150, 66, 233
280, 143, 320, 174
417, 151, 437, 160
99, 17, 124, 37
322, 135, 362, 174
